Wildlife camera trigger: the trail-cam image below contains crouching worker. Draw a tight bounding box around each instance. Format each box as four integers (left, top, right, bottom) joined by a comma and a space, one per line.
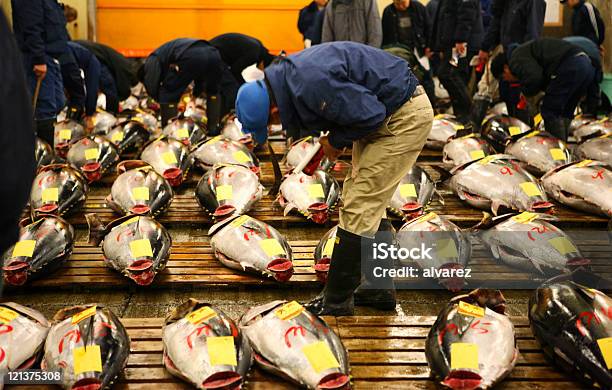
139, 38, 224, 127
490, 38, 597, 141
235, 42, 434, 315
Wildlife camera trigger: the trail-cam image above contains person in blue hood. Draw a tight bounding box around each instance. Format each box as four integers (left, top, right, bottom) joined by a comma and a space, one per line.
235, 42, 434, 316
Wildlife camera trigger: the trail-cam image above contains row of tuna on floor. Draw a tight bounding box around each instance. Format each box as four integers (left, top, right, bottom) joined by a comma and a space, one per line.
2, 281, 611, 389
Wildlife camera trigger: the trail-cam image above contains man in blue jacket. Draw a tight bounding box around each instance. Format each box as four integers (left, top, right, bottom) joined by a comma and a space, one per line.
139, 38, 225, 128
561, 0, 605, 49
11, 0, 70, 145
471, 0, 546, 127
431, 0, 484, 123
298, 0, 328, 47
235, 43, 434, 315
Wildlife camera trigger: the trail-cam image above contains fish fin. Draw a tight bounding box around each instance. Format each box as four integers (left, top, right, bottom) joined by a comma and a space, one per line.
491, 200, 502, 216
283, 204, 295, 216
85, 213, 105, 246
469, 212, 492, 231
116, 160, 150, 174
451, 289, 506, 314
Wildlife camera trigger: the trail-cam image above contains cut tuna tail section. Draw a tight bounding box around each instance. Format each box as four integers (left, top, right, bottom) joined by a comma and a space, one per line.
85, 213, 106, 246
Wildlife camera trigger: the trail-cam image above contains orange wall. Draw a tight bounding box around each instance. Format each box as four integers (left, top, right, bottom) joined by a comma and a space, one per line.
96, 0, 307, 57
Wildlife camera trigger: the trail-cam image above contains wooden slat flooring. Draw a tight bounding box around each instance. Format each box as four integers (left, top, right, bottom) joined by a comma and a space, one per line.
6, 316, 588, 389
4, 239, 610, 291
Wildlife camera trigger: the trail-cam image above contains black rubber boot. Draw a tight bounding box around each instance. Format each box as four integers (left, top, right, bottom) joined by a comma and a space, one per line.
305, 227, 363, 316
353, 219, 397, 310
470, 98, 490, 132
545, 117, 569, 142
36, 119, 55, 145
160, 103, 178, 127
66, 106, 83, 121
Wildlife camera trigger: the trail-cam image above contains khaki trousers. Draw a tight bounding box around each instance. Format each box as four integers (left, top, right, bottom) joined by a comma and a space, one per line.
339, 92, 434, 236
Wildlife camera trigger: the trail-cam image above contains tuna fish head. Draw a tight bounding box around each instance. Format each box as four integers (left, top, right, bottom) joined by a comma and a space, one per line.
388, 165, 436, 219
442, 134, 495, 171
195, 164, 263, 220
505, 131, 571, 175
192, 137, 260, 174
35, 137, 54, 168
278, 170, 340, 224
313, 226, 338, 283
108, 161, 173, 217
221, 118, 254, 148
573, 119, 612, 143
140, 137, 193, 187
42, 305, 130, 389
2, 215, 74, 286
574, 135, 612, 167
30, 164, 88, 218
162, 299, 252, 389
209, 216, 294, 282
163, 117, 206, 147
66, 136, 120, 183
91, 110, 118, 135
54, 120, 85, 158
86, 214, 171, 285
428, 116, 462, 150
481, 115, 531, 152
107, 120, 151, 155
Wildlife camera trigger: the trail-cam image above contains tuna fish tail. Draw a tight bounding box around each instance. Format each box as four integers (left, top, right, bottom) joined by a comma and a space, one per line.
85, 213, 106, 246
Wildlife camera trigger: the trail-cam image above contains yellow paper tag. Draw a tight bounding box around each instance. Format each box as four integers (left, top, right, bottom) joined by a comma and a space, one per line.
207, 336, 238, 366
308, 184, 325, 198
575, 160, 593, 168
479, 155, 496, 165
453, 124, 465, 131
597, 338, 612, 369
451, 343, 479, 370
534, 113, 543, 126
460, 133, 476, 139
302, 341, 340, 373
230, 215, 251, 228
548, 237, 578, 255
0, 307, 19, 324
84, 148, 99, 160
322, 237, 335, 257
162, 152, 178, 165
59, 129, 72, 140
177, 128, 190, 138
512, 212, 538, 224
216, 185, 233, 201
121, 216, 140, 226
599, 133, 611, 139
469, 150, 486, 160
413, 212, 438, 224
42, 187, 59, 203
233, 151, 252, 164
549, 148, 566, 161
275, 301, 304, 321
111, 131, 124, 142
436, 239, 459, 259
129, 239, 153, 258
186, 306, 217, 325
520, 182, 542, 197
259, 239, 285, 257
73, 345, 102, 375
72, 306, 97, 325
458, 301, 485, 318
399, 183, 417, 198
207, 136, 223, 145
12, 240, 36, 258
132, 187, 150, 201
132, 116, 144, 123
434, 114, 446, 120
509, 126, 522, 136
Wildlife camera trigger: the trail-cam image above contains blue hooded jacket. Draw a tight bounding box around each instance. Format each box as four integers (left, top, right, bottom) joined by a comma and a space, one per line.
264, 42, 418, 149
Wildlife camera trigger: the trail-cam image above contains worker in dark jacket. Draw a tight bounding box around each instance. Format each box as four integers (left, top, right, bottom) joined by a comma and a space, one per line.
561, 0, 605, 48
75, 40, 138, 113
491, 38, 597, 141
11, 0, 69, 145
564, 36, 605, 115
0, 10, 36, 262
298, 0, 328, 47
322, 0, 383, 48
431, 0, 484, 123
139, 38, 224, 128
382, 0, 435, 105
472, 0, 546, 127
235, 43, 434, 315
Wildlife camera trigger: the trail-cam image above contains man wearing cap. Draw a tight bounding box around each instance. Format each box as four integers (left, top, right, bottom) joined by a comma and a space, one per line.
235, 42, 433, 315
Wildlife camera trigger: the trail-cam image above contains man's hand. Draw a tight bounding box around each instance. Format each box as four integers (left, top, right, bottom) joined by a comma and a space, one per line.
33, 64, 47, 79
478, 50, 489, 64
319, 136, 342, 161
455, 42, 467, 56
424, 47, 433, 59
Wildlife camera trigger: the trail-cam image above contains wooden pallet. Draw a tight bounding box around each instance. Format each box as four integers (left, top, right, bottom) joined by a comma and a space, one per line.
7, 316, 588, 389
5, 240, 610, 291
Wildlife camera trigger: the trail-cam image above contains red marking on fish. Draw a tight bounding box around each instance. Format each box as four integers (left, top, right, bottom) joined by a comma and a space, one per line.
186, 325, 212, 349
284, 326, 306, 348
438, 323, 458, 345
59, 329, 82, 353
